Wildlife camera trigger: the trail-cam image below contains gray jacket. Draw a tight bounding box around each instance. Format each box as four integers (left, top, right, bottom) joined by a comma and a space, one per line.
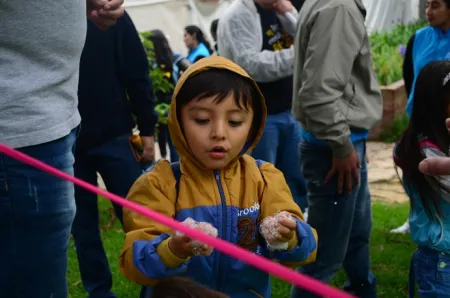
217, 0, 298, 83
293, 0, 382, 158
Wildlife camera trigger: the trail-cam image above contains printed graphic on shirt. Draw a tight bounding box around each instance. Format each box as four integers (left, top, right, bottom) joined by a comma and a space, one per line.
237, 202, 260, 250
265, 24, 293, 51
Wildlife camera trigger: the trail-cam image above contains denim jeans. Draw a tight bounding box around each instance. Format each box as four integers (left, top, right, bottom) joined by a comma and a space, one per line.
71, 134, 144, 298
251, 110, 308, 211
411, 247, 450, 298
0, 128, 78, 298
291, 140, 377, 298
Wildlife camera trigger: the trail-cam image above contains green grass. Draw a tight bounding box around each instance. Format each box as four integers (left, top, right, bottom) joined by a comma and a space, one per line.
68, 200, 413, 298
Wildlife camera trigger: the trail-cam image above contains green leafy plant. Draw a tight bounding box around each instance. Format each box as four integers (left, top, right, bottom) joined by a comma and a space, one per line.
370, 20, 427, 86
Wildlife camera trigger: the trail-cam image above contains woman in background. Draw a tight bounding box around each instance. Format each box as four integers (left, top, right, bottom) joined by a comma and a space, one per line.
184, 25, 213, 63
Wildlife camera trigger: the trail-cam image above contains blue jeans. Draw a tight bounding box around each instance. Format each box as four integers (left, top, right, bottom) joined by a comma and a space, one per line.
291, 140, 377, 298
251, 111, 308, 210
0, 129, 78, 298
71, 134, 144, 298
411, 247, 450, 298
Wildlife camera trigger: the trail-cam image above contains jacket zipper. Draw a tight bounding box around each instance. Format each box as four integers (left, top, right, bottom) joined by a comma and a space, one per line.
214, 170, 227, 291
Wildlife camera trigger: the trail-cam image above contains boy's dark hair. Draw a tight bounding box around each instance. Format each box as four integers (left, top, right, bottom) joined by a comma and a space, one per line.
150, 276, 229, 298
396, 60, 450, 216
176, 68, 263, 142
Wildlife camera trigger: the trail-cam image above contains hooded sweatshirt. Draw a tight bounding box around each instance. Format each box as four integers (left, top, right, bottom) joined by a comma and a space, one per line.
119, 56, 318, 298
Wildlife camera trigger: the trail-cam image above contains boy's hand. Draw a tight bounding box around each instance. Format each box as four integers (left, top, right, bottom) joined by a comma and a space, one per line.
275, 216, 297, 243
169, 235, 213, 259
87, 0, 125, 30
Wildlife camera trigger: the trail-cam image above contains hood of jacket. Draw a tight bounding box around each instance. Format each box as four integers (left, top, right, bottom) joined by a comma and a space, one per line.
167, 56, 267, 172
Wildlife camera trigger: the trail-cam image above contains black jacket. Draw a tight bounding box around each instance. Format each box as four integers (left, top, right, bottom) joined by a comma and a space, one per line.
77, 11, 157, 151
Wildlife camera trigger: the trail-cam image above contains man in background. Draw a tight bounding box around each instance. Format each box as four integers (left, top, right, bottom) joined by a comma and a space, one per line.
0, 1, 124, 297
291, 0, 382, 297
72, 11, 157, 298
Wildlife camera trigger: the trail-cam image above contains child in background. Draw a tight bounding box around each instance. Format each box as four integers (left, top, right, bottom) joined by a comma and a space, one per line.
119, 56, 317, 298
150, 277, 229, 298
394, 61, 450, 297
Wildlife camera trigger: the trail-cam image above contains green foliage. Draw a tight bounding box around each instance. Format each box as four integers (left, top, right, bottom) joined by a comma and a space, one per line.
370, 20, 428, 86
379, 113, 410, 143
140, 32, 174, 99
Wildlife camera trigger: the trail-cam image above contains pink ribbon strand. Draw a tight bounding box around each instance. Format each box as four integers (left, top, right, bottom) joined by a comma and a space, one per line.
0, 142, 354, 298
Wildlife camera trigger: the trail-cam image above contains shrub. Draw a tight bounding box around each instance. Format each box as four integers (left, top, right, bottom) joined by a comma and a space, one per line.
370, 20, 428, 86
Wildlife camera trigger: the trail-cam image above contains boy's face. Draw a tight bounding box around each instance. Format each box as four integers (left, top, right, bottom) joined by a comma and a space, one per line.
181, 94, 254, 170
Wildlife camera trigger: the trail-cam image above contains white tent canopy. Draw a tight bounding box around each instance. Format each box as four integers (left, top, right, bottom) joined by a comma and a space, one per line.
125, 0, 423, 55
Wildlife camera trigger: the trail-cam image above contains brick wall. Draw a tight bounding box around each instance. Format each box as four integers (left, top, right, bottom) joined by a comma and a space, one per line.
369, 80, 407, 140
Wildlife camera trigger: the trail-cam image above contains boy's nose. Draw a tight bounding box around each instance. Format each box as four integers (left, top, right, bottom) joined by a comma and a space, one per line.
211, 122, 226, 140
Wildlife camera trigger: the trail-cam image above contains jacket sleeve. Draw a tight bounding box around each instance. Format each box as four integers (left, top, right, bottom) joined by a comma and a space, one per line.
295, 6, 366, 158
277, 8, 299, 36
258, 162, 317, 267
119, 161, 191, 286
116, 12, 157, 137
218, 11, 294, 83
402, 34, 415, 97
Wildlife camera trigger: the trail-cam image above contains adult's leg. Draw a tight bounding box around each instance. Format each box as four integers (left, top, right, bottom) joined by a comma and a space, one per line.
95, 134, 144, 226
0, 129, 77, 298
291, 141, 375, 298
251, 114, 279, 164
71, 151, 116, 298
276, 112, 308, 212
342, 142, 377, 297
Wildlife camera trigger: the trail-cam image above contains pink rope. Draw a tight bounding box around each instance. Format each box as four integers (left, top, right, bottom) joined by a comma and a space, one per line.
0, 143, 355, 298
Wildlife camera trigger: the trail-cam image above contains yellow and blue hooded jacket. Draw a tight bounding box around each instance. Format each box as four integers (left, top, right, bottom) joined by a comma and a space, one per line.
119, 56, 318, 298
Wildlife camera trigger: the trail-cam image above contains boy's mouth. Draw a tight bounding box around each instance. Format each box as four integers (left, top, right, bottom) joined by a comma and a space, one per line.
209, 146, 227, 159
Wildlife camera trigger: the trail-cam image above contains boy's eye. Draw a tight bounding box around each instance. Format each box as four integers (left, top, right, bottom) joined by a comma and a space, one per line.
194, 118, 209, 125
229, 121, 243, 127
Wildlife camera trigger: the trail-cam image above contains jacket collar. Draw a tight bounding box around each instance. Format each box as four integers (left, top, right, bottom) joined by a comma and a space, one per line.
353, 0, 367, 18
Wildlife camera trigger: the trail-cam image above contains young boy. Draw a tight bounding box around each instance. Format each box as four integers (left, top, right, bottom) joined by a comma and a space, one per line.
119, 56, 317, 298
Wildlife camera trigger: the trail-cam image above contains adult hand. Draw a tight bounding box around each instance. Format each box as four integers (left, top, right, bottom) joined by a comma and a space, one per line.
87, 0, 125, 30
419, 118, 450, 175
325, 150, 361, 194
272, 0, 294, 14
140, 136, 155, 162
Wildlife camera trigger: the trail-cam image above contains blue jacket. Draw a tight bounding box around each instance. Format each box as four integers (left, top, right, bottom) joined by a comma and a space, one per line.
186, 42, 211, 63
406, 26, 450, 117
